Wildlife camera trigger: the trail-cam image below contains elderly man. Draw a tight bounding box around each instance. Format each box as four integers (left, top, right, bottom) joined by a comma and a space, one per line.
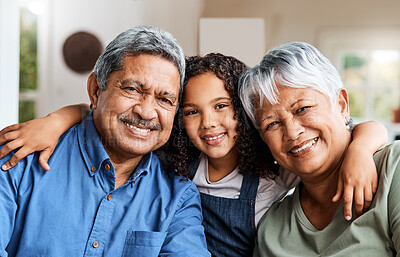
0, 26, 209, 256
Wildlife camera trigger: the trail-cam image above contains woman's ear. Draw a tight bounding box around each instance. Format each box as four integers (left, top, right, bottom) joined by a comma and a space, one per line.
337, 88, 350, 120
87, 72, 100, 110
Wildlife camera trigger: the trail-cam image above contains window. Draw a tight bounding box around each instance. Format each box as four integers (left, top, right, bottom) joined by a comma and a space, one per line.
19, 2, 42, 122
339, 50, 400, 121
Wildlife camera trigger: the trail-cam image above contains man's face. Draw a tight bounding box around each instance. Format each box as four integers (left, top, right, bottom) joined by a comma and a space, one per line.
89, 54, 180, 160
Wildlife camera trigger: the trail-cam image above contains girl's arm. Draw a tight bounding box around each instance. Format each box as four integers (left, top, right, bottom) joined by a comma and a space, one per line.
333, 120, 388, 220
0, 104, 90, 171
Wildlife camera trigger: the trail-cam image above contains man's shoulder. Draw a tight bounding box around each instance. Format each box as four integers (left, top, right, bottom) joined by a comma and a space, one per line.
149, 153, 199, 194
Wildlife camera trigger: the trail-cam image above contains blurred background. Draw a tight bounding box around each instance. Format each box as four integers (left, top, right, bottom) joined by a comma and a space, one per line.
1, 0, 400, 140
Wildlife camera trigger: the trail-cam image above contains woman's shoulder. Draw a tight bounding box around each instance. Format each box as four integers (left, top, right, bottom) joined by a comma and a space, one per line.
373, 141, 400, 185
374, 141, 400, 164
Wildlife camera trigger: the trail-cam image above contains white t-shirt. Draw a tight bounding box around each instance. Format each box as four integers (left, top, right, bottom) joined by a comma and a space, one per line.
192, 154, 300, 227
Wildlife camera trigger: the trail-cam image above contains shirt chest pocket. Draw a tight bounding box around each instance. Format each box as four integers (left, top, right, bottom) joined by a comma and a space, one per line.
122, 231, 167, 257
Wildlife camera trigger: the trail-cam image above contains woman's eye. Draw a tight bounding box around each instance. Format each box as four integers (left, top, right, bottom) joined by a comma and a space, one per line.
266, 121, 279, 131
296, 106, 310, 114
215, 103, 228, 109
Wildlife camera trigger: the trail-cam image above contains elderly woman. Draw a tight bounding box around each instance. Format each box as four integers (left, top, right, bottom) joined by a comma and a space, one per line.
239, 41, 400, 256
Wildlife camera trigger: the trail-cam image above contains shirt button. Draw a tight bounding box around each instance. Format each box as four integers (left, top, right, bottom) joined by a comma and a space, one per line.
107, 194, 112, 201
92, 241, 99, 248
91, 166, 96, 172
105, 164, 110, 170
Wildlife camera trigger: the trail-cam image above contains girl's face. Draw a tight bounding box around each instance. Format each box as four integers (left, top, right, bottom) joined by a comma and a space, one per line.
182, 72, 238, 160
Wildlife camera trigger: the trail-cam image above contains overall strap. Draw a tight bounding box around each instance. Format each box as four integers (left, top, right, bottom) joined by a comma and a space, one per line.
188, 158, 200, 180
239, 173, 260, 200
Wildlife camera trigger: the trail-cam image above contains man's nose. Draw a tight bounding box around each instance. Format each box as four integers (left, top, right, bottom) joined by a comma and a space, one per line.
134, 96, 157, 120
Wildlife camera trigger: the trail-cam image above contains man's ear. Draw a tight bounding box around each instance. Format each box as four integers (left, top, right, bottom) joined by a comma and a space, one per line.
87, 72, 101, 109
337, 88, 350, 120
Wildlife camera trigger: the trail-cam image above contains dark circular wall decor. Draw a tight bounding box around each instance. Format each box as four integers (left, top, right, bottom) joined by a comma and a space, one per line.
62, 31, 103, 73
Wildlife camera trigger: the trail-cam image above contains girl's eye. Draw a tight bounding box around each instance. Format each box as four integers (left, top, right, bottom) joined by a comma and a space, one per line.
184, 110, 199, 116
296, 106, 310, 114
215, 103, 228, 109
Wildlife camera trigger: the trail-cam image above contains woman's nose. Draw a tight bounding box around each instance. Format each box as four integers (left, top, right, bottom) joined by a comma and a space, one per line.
284, 118, 304, 141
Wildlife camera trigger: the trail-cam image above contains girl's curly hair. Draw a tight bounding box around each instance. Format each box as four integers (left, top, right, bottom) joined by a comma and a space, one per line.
158, 53, 279, 179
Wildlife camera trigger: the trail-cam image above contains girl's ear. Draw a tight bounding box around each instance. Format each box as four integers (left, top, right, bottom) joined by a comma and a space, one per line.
337, 88, 350, 121
87, 72, 100, 110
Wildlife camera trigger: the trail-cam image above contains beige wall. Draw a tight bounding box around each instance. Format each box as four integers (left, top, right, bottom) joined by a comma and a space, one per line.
202, 0, 400, 50
16, 0, 400, 117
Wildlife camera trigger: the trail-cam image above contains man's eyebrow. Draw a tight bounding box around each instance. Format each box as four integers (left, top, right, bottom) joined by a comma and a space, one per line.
121, 79, 144, 88
161, 91, 177, 103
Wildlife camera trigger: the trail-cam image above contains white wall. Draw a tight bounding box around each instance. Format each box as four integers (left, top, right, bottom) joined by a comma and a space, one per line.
0, 0, 19, 129
4, 0, 400, 128
40, 0, 205, 116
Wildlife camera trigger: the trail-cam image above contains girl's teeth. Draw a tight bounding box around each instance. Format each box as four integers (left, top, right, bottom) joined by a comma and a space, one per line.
205, 134, 224, 141
124, 122, 150, 132
291, 138, 317, 154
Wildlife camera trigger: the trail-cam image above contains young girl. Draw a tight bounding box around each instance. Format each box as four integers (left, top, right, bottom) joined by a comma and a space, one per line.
0, 53, 387, 256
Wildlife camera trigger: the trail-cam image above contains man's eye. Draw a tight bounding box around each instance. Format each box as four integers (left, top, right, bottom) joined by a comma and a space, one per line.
159, 98, 173, 106
124, 87, 140, 94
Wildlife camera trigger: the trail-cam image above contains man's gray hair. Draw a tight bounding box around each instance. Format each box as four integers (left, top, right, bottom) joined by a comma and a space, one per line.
93, 25, 185, 93
239, 41, 343, 126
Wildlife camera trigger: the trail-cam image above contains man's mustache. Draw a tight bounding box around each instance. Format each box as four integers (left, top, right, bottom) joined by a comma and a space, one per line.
118, 114, 162, 130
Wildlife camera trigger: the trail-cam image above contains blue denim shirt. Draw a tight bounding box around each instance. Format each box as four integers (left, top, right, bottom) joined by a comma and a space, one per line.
0, 115, 210, 257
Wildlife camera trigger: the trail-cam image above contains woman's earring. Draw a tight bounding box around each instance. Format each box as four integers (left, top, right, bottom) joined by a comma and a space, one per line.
345, 117, 354, 132
273, 160, 278, 165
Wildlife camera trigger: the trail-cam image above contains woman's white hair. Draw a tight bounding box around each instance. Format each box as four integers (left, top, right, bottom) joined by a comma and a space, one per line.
239, 41, 343, 127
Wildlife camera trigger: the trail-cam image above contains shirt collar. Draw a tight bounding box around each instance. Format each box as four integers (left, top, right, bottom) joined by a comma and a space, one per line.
77, 112, 110, 176
128, 152, 152, 182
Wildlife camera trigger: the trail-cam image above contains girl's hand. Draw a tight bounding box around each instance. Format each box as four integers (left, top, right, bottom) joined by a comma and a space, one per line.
0, 116, 62, 171
332, 120, 387, 220
332, 143, 378, 220
0, 104, 90, 171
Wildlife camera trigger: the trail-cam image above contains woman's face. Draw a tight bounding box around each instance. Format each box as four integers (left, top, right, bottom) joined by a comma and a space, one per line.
256, 85, 351, 179
182, 72, 238, 161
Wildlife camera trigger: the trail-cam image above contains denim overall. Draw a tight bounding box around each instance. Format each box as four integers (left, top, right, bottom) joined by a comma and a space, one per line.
190, 161, 260, 257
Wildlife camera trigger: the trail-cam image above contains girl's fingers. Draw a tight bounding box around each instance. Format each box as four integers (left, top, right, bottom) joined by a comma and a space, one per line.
0, 138, 23, 161
0, 129, 20, 149
363, 186, 374, 213
1, 145, 27, 170
332, 177, 344, 202
353, 188, 364, 217
0, 124, 20, 138
342, 186, 354, 221
38, 148, 53, 171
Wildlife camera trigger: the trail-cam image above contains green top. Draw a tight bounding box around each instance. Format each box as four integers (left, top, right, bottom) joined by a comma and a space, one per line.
254, 141, 400, 257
